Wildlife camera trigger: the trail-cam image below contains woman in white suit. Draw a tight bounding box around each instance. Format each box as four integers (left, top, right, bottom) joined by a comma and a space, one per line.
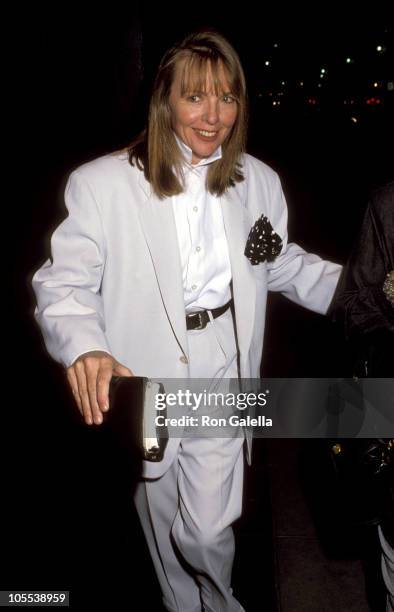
33, 30, 341, 612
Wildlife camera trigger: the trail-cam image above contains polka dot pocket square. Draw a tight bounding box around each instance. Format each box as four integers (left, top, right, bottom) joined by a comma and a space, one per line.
244, 214, 283, 265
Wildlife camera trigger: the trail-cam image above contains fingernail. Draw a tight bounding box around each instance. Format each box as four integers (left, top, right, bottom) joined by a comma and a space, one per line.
102, 403, 109, 412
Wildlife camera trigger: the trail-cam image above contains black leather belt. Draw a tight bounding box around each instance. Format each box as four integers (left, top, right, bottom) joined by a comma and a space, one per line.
186, 300, 233, 331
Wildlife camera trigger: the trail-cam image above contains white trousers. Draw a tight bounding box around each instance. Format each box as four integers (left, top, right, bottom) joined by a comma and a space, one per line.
134, 307, 246, 612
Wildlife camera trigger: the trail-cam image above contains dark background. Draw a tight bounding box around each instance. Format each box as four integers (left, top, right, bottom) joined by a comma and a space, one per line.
5, 4, 393, 610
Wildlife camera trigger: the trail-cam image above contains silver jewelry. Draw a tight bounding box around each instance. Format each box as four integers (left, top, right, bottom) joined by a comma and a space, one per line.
383, 271, 394, 306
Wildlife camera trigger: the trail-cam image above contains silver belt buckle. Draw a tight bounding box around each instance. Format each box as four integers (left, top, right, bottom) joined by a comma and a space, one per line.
188, 311, 205, 330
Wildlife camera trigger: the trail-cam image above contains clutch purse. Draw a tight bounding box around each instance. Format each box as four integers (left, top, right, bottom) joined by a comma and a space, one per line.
103, 376, 167, 462
324, 438, 394, 527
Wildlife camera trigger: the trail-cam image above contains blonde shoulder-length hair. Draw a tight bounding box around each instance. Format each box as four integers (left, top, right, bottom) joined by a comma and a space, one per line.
128, 30, 248, 199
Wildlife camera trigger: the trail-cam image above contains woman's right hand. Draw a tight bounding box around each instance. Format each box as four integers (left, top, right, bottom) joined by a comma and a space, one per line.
66, 351, 133, 425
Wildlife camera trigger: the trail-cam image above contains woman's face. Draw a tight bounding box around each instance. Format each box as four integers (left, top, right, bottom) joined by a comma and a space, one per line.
169, 60, 238, 165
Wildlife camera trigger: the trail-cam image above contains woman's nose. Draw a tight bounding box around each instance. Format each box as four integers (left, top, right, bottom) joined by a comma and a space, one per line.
203, 98, 219, 125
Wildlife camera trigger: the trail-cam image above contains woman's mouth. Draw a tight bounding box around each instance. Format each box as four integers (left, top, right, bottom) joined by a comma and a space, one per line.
194, 129, 218, 139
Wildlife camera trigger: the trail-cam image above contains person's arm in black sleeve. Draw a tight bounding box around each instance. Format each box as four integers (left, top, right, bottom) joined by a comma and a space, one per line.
329, 185, 394, 338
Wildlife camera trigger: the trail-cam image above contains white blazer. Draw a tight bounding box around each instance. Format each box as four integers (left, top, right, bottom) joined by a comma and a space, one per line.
32, 150, 341, 477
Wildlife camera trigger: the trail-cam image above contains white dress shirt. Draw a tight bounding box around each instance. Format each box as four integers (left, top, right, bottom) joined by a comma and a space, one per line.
172, 137, 232, 313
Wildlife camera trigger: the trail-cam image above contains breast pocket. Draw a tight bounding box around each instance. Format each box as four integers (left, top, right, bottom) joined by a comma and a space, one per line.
250, 262, 267, 284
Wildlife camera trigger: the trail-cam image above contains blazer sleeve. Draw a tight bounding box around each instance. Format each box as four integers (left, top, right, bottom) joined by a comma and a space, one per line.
32, 170, 112, 367
328, 191, 394, 337
265, 172, 342, 314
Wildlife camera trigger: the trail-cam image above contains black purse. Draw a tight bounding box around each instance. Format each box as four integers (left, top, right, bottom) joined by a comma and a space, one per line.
103, 376, 168, 462
326, 437, 394, 527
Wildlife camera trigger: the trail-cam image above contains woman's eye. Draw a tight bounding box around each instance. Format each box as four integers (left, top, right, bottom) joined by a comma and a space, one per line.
187, 94, 201, 103
222, 95, 236, 104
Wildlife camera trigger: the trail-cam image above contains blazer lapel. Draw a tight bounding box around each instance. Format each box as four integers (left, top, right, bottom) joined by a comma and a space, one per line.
138, 183, 188, 360
221, 189, 256, 362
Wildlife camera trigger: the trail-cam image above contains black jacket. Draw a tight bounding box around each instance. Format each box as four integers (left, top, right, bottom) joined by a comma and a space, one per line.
329, 181, 394, 376
329, 182, 394, 546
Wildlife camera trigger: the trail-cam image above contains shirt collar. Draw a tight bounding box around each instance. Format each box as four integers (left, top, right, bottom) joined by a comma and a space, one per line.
174, 133, 222, 168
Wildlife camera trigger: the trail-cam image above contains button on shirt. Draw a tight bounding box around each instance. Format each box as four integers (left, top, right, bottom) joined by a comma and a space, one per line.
172, 137, 232, 314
